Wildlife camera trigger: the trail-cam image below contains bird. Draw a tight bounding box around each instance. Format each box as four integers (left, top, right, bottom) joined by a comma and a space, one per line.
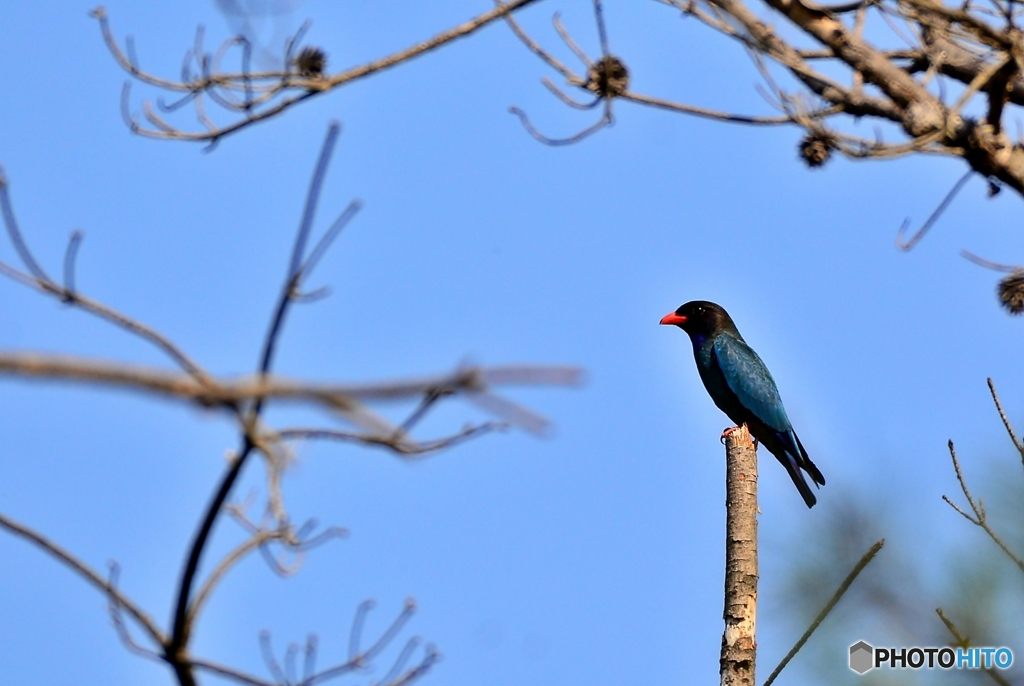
660, 300, 825, 508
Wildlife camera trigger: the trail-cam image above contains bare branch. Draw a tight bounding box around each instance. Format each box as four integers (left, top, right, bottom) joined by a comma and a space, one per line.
721, 424, 757, 686
94, 0, 545, 143
301, 600, 433, 686
895, 170, 974, 251
987, 378, 1024, 462
622, 90, 813, 124
763, 539, 886, 686
0, 352, 580, 430
188, 530, 283, 625
276, 422, 507, 456
0, 170, 214, 385
260, 631, 289, 684
106, 563, 165, 661
191, 655, 278, 686
504, 3, 629, 145
62, 230, 84, 298
553, 12, 592, 66
0, 511, 167, 648
943, 440, 1024, 574
509, 103, 613, 145
960, 250, 1020, 272
501, 3, 582, 81
936, 608, 1013, 686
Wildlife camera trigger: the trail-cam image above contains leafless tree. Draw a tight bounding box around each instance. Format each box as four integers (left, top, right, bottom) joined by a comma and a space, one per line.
15, 2, 1021, 683
94, 0, 1024, 280
0, 123, 580, 686
91, 1, 541, 148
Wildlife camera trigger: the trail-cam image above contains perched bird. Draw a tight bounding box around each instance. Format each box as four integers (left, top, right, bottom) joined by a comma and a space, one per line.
660, 300, 825, 508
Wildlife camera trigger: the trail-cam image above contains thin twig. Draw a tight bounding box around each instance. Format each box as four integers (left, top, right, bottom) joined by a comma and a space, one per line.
509, 104, 612, 145
960, 250, 1020, 272
0, 511, 167, 647
349, 600, 375, 664
896, 171, 974, 251
308, 601, 419, 684
500, 3, 581, 81
0, 176, 213, 385
260, 631, 289, 684
986, 378, 1024, 462
188, 530, 282, 624
190, 656, 278, 686
623, 90, 805, 124
95, 0, 544, 142
593, 0, 610, 55
0, 173, 52, 282
62, 230, 84, 298
943, 440, 1024, 573
298, 200, 363, 280
763, 539, 885, 686
253, 123, 342, 421
276, 422, 506, 456
543, 78, 601, 108
107, 563, 164, 660
935, 608, 1013, 686
553, 12, 592, 66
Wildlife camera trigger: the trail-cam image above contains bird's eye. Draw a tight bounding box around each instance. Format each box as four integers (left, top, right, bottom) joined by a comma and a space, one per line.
695, 306, 704, 314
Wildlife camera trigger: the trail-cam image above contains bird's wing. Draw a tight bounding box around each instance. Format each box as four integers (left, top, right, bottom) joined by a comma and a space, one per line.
713, 332, 792, 432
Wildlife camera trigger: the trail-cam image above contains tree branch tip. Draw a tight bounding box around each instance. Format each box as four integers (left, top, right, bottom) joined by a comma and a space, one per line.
960, 249, 1018, 272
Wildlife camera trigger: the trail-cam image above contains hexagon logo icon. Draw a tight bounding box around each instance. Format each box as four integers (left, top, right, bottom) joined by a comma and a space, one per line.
849, 641, 874, 674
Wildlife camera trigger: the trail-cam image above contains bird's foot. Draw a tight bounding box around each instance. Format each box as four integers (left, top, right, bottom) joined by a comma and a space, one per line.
719, 424, 758, 446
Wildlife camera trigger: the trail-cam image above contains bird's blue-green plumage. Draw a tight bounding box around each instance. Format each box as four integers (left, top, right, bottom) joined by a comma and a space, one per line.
712, 333, 790, 432
662, 300, 825, 508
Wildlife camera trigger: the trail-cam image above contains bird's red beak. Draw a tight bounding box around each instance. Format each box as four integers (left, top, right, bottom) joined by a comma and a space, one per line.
660, 312, 687, 326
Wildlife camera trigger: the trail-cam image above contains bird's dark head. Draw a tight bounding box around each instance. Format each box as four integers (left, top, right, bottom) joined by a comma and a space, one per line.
659, 300, 737, 341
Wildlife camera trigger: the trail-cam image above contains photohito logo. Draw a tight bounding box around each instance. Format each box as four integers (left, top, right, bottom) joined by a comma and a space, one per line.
849, 641, 1013, 674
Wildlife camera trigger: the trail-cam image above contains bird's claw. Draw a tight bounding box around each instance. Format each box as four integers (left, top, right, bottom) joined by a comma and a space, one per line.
719, 424, 757, 446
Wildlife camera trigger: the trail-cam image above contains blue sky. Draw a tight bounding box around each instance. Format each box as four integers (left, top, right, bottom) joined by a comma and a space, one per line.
2, 2, 1023, 685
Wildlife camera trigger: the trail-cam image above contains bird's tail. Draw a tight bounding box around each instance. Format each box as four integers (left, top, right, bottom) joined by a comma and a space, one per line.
773, 430, 824, 508
792, 431, 825, 487
780, 453, 818, 508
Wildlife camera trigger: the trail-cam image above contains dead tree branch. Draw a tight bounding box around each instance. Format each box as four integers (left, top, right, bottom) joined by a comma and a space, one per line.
0, 123, 579, 686
0, 352, 580, 435
943, 438, 1024, 574
504, 0, 630, 144
763, 539, 885, 686
93, 0, 544, 146
0, 511, 167, 649
721, 424, 758, 686
986, 377, 1024, 473
501, 0, 1024, 206
0, 168, 215, 387
936, 608, 1013, 686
